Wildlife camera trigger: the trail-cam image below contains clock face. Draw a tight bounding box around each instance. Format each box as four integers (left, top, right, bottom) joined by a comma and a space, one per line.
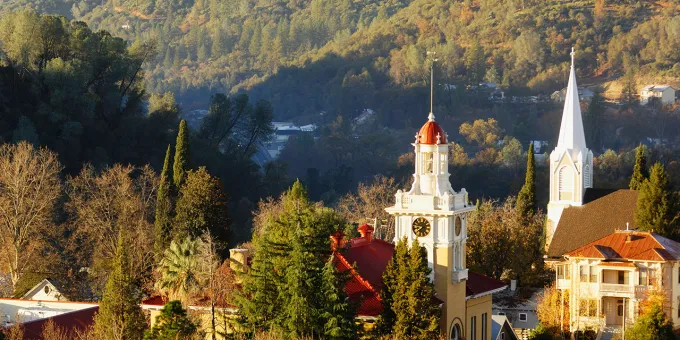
455, 216, 462, 236
412, 217, 431, 237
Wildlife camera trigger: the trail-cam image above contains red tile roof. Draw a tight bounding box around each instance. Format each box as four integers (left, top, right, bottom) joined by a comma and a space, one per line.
21, 306, 98, 339
466, 272, 507, 298
565, 231, 680, 261
336, 234, 506, 316
418, 121, 447, 144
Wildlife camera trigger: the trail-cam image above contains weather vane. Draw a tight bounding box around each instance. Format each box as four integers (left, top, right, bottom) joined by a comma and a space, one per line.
426, 51, 438, 121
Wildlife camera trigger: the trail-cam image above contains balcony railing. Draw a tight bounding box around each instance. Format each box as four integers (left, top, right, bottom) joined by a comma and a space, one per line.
600, 283, 634, 295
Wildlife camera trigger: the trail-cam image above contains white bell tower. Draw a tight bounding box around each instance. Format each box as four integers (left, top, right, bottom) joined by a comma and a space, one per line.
385, 52, 474, 339
546, 48, 593, 248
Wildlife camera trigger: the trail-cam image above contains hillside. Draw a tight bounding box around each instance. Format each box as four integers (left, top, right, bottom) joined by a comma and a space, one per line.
4, 1, 678, 122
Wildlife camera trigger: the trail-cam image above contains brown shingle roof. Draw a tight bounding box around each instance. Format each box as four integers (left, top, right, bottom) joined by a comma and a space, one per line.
547, 189, 638, 258
565, 231, 680, 261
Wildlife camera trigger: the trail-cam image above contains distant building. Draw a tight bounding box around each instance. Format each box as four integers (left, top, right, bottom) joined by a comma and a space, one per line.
493, 280, 539, 334
353, 109, 376, 126
0, 299, 98, 337
551, 87, 594, 103
265, 122, 317, 159
640, 85, 675, 105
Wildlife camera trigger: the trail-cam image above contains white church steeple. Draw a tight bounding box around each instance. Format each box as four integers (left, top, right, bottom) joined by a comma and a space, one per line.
546, 48, 594, 248
556, 48, 588, 154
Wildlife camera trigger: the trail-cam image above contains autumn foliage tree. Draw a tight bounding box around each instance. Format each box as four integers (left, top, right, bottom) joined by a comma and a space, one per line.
0, 142, 61, 293
535, 283, 570, 337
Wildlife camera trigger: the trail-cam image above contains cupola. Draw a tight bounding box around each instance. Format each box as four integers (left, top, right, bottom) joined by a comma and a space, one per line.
418, 113, 447, 145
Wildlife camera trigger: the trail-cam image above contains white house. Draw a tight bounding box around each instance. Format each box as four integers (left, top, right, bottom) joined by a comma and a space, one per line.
640, 85, 675, 105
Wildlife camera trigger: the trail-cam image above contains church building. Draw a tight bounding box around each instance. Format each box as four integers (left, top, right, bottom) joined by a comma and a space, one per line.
332, 108, 507, 339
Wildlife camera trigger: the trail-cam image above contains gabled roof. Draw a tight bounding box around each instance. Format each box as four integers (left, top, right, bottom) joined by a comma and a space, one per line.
492, 315, 519, 340
22, 278, 66, 301
547, 189, 638, 258
643, 85, 673, 92
565, 231, 680, 261
466, 272, 507, 299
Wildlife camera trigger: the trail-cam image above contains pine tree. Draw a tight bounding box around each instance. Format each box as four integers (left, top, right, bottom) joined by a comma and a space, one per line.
517, 143, 536, 216
173, 120, 189, 189
154, 144, 174, 257
630, 144, 649, 190
320, 254, 357, 339
93, 230, 147, 340
236, 233, 281, 331
144, 300, 198, 340
406, 239, 441, 339
635, 163, 680, 239
376, 237, 408, 335
380, 237, 440, 339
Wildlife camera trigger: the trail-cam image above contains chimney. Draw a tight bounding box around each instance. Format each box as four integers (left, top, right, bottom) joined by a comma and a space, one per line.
330, 230, 346, 251
358, 224, 374, 242
626, 234, 633, 243
510, 279, 517, 292
229, 248, 250, 273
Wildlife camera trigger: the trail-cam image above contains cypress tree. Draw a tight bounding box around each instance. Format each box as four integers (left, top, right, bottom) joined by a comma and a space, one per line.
630, 144, 649, 190
154, 144, 174, 257
320, 254, 357, 340
517, 143, 536, 216
173, 120, 189, 189
406, 239, 441, 339
635, 163, 680, 239
93, 230, 147, 339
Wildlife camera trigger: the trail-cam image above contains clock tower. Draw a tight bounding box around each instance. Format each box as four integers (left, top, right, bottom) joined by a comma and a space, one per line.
385, 110, 475, 338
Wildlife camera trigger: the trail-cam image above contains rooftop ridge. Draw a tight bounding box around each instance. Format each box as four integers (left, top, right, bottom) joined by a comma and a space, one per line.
334, 251, 381, 300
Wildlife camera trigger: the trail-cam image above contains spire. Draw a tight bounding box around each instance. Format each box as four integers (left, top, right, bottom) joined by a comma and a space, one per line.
556, 47, 587, 152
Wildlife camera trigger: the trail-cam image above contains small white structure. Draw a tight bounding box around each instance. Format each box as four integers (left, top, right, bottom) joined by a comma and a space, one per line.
265, 122, 317, 158
22, 279, 66, 302
640, 85, 675, 105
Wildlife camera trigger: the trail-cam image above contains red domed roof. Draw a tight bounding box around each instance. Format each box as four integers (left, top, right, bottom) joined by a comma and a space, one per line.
418, 120, 447, 144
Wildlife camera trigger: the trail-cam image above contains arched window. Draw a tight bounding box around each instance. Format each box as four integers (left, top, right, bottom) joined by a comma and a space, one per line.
423, 152, 433, 173
584, 165, 591, 188
452, 244, 458, 271
558, 166, 573, 201
450, 322, 463, 340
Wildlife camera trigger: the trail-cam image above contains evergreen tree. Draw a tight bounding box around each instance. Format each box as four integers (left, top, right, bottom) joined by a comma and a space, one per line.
173, 120, 189, 188
93, 230, 147, 340
517, 143, 536, 216
154, 144, 174, 257
635, 163, 680, 239
320, 254, 357, 339
464, 39, 485, 85
406, 239, 441, 339
380, 237, 440, 339
173, 167, 230, 254
144, 300, 198, 340
621, 65, 637, 107
375, 237, 408, 335
236, 233, 281, 331
630, 144, 649, 190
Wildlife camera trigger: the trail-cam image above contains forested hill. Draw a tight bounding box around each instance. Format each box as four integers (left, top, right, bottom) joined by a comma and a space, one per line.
4, 0, 680, 125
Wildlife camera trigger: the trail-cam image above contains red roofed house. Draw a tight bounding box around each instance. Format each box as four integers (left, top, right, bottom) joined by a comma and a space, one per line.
329, 109, 506, 339
554, 230, 680, 332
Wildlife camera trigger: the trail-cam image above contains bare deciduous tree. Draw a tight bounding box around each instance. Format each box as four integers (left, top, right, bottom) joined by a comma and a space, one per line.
66, 164, 157, 294
336, 175, 399, 240
0, 142, 61, 293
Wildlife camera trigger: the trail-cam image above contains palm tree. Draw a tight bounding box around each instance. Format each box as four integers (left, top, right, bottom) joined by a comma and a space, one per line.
156, 236, 203, 305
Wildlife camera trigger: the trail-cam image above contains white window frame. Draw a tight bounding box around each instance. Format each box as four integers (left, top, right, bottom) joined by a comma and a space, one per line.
519, 313, 528, 322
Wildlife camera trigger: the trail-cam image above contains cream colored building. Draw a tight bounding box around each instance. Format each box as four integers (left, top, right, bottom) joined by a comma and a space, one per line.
553, 230, 680, 332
